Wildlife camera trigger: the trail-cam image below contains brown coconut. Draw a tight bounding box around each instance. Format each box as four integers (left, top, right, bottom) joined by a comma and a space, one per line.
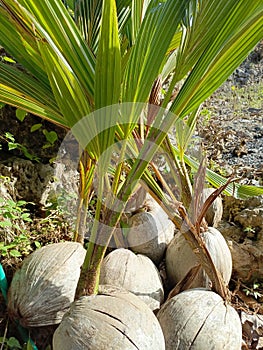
157, 288, 242, 350
100, 248, 164, 311
8, 242, 86, 327
202, 188, 223, 227
124, 183, 147, 213
53, 285, 165, 350
127, 196, 174, 264
166, 227, 232, 289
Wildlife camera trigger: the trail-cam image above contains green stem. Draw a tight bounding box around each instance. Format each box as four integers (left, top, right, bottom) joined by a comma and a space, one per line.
75, 178, 104, 297
74, 152, 95, 243
179, 156, 193, 208
75, 204, 123, 298
75, 135, 135, 297
163, 137, 192, 208
73, 197, 84, 242
111, 137, 129, 197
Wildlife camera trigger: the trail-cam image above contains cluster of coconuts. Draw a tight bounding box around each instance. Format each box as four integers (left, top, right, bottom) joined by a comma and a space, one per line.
7, 188, 242, 349
159, 188, 241, 349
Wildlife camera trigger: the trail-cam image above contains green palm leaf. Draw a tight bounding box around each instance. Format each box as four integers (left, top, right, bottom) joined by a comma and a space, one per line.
122, 0, 190, 103
184, 154, 263, 199
170, 1, 263, 117
75, 0, 131, 53
0, 62, 64, 125
0, 2, 48, 82
75, 0, 102, 53
38, 41, 91, 128
95, 0, 121, 110
94, 0, 121, 167
3, 0, 96, 100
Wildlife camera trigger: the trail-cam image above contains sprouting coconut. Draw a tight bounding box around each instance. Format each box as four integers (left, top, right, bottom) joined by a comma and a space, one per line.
166, 226, 232, 289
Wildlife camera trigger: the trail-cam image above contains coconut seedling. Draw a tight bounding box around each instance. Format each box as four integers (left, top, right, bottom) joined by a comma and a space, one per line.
147, 132, 242, 348
0, 0, 263, 348
149, 143, 235, 299
141, 151, 243, 349
164, 150, 233, 290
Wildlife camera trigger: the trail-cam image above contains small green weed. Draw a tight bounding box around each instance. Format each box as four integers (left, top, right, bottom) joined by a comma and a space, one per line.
0, 336, 45, 350
0, 198, 32, 232
30, 123, 58, 149
0, 197, 42, 257
200, 108, 212, 126
15, 109, 28, 122
0, 234, 41, 258
244, 226, 256, 234
208, 159, 230, 177
0, 132, 40, 162
243, 281, 263, 300
0, 336, 22, 350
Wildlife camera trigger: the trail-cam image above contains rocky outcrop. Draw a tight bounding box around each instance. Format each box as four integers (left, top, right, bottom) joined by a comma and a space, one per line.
218, 195, 263, 283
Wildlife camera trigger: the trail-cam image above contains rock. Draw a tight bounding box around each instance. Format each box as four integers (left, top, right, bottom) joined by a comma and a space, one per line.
0, 158, 53, 203
241, 312, 263, 349
218, 195, 263, 282
225, 196, 263, 236
0, 156, 80, 229
234, 207, 263, 230
247, 107, 262, 116
43, 161, 79, 210
0, 175, 20, 240
219, 223, 263, 283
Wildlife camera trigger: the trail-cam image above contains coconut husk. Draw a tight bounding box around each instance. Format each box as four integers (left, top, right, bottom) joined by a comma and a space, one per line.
157, 289, 242, 350
100, 248, 164, 311
202, 188, 223, 227
53, 284, 165, 350
127, 196, 174, 264
166, 227, 232, 289
8, 242, 86, 327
